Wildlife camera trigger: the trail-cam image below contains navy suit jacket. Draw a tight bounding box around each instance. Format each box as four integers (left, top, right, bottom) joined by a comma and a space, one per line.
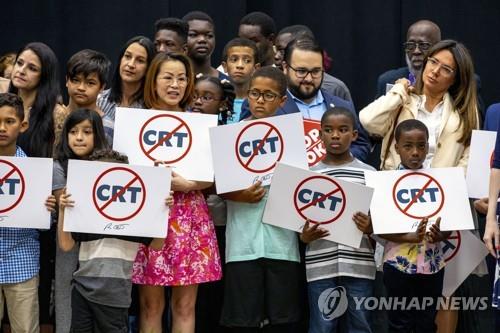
240, 90, 371, 162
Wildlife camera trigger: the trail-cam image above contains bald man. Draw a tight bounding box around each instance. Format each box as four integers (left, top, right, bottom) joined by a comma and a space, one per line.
376, 20, 441, 97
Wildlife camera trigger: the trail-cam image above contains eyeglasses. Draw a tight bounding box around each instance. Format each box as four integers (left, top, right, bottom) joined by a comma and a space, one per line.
287, 64, 323, 79
403, 42, 432, 52
193, 93, 220, 103
160, 75, 188, 86
426, 57, 455, 77
247, 89, 280, 102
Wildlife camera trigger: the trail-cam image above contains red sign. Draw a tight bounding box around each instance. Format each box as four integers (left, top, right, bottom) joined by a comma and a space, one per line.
303, 119, 326, 167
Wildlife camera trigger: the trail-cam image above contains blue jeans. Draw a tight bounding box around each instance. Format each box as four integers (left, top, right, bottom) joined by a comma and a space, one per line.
308, 276, 373, 333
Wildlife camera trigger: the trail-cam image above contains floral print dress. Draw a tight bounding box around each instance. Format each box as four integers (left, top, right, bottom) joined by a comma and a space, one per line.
132, 191, 222, 286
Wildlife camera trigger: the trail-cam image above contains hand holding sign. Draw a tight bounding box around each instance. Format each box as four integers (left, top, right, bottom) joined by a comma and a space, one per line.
410, 217, 428, 243
300, 220, 330, 243
353, 212, 373, 234
426, 217, 449, 243
45, 195, 57, 213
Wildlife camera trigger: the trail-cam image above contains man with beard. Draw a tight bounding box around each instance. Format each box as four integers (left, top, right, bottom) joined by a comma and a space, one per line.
375, 20, 441, 98
274, 24, 352, 102
280, 38, 370, 162
182, 11, 227, 79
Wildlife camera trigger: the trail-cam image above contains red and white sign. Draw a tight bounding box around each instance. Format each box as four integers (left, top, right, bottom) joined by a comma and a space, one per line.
303, 119, 326, 167
0, 157, 52, 229
466, 130, 497, 198
64, 160, 171, 238
263, 163, 373, 248
365, 167, 474, 234
113, 107, 218, 181
210, 113, 308, 194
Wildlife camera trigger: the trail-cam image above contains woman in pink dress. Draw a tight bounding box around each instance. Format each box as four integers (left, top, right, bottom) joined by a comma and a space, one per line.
132, 52, 222, 333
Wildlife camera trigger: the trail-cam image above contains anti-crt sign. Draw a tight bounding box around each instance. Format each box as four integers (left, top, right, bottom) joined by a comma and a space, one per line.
113, 107, 218, 182
263, 163, 373, 248
0, 157, 52, 229
64, 160, 171, 238
365, 167, 474, 234
210, 113, 308, 194
466, 130, 497, 198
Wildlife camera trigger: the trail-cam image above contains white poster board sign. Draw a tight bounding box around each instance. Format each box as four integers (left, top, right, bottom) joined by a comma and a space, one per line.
64, 160, 171, 238
365, 167, 474, 234
466, 130, 496, 198
0, 157, 52, 229
442, 230, 488, 297
263, 163, 373, 248
113, 107, 218, 181
210, 113, 308, 194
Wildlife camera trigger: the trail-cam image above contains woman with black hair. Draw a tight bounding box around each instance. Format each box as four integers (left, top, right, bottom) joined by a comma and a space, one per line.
97, 36, 155, 145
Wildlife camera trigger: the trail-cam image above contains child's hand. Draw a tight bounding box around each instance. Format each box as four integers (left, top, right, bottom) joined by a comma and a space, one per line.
238, 181, 266, 203
353, 212, 373, 234
300, 220, 330, 243
407, 217, 428, 243
59, 188, 75, 210
425, 217, 449, 243
45, 195, 57, 212
473, 197, 488, 215
165, 191, 174, 207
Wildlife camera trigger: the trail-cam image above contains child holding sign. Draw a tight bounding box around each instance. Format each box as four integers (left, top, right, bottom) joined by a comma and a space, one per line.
190, 74, 235, 124
300, 106, 376, 333
380, 119, 450, 332
219, 67, 302, 332
57, 149, 167, 333
52, 108, 108, 332
0, 93, 56, 333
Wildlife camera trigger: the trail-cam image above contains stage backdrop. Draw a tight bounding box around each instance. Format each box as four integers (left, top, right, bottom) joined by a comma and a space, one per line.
1, 0, 499, 114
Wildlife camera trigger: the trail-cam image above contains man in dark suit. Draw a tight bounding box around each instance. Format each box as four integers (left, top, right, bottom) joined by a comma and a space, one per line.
376, 20, 441, 98
279, 38, 370, 162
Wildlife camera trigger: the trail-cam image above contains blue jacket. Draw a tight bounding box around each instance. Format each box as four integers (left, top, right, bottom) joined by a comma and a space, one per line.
239, 89, 371, 162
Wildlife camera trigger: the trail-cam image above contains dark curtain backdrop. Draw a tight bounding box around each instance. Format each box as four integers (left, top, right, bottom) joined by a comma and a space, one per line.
2, 0, 499, 112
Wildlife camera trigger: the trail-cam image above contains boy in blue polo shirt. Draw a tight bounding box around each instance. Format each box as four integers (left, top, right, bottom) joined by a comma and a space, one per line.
0, 92, 55, 333
220, 67, 301, 332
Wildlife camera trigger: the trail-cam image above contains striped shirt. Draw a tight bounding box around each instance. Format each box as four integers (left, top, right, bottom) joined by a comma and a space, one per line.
305, 159, 377, 282
0, 146, 40, 284
73, 238, 140, 308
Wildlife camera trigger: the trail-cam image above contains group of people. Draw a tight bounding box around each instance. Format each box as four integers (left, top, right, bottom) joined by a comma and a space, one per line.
0, 9, 498, 333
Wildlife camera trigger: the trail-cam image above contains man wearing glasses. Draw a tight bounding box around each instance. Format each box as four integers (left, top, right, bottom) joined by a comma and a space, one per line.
376, 20, 441, 98
280, 38, 370, 162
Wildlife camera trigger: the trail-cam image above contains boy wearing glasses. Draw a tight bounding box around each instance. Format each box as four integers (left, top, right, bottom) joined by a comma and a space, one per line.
281, 38, 371, 163
220, 67, 302, 332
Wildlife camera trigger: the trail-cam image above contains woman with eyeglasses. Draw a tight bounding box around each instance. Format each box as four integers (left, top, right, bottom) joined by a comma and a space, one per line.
360, 40, 479, 332
131, 52, 222, 333
360, 39, 479, 171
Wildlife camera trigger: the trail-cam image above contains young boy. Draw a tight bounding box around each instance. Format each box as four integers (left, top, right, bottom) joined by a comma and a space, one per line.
380, 119, 449, 332
220, 67, 301, 332
221, 37, 260, 124
300, 106, 376, 333
57, 149, 161, 332
0, 92, 55, 333
182, 11, 228, 79
66, 49, 110, 115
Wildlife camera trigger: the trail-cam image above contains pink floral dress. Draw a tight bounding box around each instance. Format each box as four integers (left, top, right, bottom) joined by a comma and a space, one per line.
132, 191, 222, 286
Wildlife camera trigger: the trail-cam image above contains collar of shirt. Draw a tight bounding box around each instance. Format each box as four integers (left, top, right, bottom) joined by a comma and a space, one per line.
15, 146, 27, 157
288, 89, 326, 120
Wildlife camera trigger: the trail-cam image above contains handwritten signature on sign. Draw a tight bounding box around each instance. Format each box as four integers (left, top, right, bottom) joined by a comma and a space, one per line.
103, 223, 129, 231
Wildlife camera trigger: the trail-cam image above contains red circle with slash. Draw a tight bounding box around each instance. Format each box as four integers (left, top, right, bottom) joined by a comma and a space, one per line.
0, 160, 25, 213
443, 231, 461, 263
293, 175, 346, 224
92, 167, 146, 222
392, 171, 445, 219
139, 114, 193, 163
235, 121, 284, 173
